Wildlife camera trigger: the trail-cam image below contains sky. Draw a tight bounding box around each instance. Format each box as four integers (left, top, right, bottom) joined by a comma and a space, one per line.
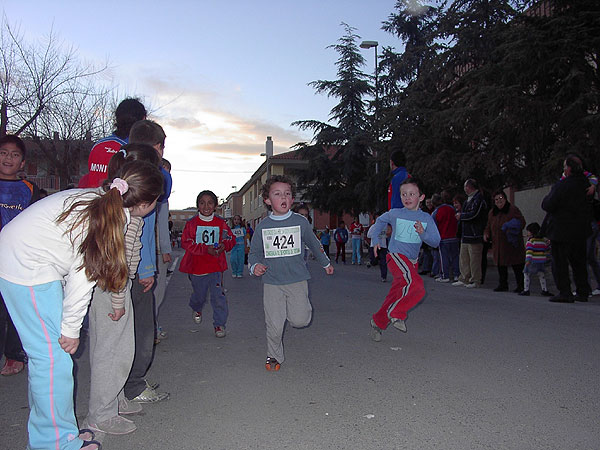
2, 0, 402, 209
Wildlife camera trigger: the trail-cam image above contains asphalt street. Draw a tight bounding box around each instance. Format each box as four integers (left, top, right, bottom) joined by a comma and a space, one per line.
1, 248, 599, 450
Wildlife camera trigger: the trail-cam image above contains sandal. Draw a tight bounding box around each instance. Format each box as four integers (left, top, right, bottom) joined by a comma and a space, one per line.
81, 439, 102, 450
79, 428, 95, 441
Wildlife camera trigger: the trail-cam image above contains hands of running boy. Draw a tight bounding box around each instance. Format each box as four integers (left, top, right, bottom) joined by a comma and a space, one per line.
59, 335, 79, 354
139, 276, 154, 292
414, 221, 425, 234
254, 263, 268, 276
324, 265, 334, 275
108, 307, 125, 321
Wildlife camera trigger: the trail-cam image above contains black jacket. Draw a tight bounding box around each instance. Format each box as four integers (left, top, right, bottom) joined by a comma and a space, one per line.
541, 173, 592, 242
460, 191, 487, 244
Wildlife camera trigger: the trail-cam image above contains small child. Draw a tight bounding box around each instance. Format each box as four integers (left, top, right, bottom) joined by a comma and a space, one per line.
519, 222, 554, 297
0, 161, 164, 450
0, 135, 40, 376
179, 190, 235, 338
230, 215, 246, 278
369, 177, 441, 341
248, 175, 334, 371
320, 227, 331, 257
334, 221, 349, 264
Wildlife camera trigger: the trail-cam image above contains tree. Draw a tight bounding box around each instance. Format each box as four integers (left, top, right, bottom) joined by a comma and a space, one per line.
0, 18, 113, 188
292, 23, 375, 215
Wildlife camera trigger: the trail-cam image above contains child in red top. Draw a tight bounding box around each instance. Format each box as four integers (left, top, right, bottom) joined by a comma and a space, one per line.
179, 190, 235, 337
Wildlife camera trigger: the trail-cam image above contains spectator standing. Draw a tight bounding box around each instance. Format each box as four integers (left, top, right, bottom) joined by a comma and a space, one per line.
81, 98, 146, 188
484, 189, 526, 293
349, 217, 364, 265
388, 150, 409, 209
519, 222, 553, 296
334, 221, 349, 264
0, 135, 40, 376
542, 154, 592, 302
320, 227, 331, 256
452, 179, 488, 288
433, 190, 460, 283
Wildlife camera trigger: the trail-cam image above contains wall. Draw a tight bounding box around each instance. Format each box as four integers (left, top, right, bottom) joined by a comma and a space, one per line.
513, 185, 551, 227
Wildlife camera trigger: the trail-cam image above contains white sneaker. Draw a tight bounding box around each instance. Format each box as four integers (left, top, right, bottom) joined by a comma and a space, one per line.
452, 281, 465, 286
592, 289, 600, 296
436, 278, 450, 283
392, 319, 407, 333
370, 319, 382, 342
465, 283, 478, 288
193, 311, 202, 324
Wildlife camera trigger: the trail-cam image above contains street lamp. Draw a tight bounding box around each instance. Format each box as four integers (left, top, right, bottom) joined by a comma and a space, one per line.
360, 40, 379, 174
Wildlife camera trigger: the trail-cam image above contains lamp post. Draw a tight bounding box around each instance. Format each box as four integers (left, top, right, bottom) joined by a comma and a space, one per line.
360, 40, 379, 175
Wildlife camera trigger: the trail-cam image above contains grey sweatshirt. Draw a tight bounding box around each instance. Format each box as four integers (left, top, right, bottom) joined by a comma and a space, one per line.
249, 211, 330, 285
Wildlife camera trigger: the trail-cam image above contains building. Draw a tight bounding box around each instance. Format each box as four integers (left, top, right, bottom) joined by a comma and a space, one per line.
223, 138, 358, 232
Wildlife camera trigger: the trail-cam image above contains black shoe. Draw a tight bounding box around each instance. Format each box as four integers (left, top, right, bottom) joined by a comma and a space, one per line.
493, 286, 508, 292
549, 294, 575, 303
575, 296, 589, 302
518, 290, 530, 296
541, 290, 554, 297
513, 287, 523, 293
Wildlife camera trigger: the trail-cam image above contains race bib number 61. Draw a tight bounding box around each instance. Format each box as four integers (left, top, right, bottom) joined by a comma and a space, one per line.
195, 226, 220, 246
262, 225, 301, 258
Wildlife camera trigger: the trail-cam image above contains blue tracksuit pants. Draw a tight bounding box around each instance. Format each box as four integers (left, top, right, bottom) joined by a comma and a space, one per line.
0, 278, 85, 450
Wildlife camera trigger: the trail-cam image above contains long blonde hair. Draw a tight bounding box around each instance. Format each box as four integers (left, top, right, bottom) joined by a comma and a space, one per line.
57, 162, 163, 292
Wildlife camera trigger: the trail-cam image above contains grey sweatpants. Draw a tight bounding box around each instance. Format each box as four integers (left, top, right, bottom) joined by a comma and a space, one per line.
86, 281, 135, 424
263, 281, 312, 363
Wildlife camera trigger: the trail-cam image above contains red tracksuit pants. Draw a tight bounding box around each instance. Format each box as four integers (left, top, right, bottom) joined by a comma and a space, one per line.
372, 252, 425, 329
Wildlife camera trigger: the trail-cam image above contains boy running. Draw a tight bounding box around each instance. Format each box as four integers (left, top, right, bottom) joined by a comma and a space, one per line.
248, 175, 333, 371
369, 177, 440, 341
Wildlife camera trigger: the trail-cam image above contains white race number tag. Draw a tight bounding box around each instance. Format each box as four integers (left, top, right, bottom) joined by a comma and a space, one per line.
232, 228, 244, 238
394, 219, 427, 244
195, 226, 220, 245
262, 226, 301, 258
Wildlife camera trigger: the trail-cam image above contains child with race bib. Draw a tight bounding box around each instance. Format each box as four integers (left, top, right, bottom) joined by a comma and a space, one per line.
230, 214, 246, 278
248, 175, 334, 371
0, 161, 164, 450
369, 177, 440, 342
179, 190, 234, 338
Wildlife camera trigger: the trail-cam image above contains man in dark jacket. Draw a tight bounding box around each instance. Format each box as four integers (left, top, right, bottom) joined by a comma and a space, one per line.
542, 154, 592, 302
452, 179, 488, 288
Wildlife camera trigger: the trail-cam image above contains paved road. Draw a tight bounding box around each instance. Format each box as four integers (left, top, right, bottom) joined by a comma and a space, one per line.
1, 249, 599, 449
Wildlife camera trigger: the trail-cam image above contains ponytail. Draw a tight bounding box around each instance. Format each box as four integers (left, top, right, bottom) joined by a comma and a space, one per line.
58, 161, 163, 292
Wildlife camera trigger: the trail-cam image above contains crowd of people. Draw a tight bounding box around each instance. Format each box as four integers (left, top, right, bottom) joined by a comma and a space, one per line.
0, 96, 599, 449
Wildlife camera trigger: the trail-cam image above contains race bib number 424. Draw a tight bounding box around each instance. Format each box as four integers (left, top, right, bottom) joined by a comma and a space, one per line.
262, 226, 302, 258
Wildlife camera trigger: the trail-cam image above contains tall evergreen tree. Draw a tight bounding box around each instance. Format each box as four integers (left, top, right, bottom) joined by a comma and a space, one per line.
292, 23, 374, 215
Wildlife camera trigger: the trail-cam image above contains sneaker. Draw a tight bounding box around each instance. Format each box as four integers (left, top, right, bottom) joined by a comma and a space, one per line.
435, 278, 450, 283
592, 289, 600, 296
465, 283, 478, 288
237, 274, 243, 278
370, 319, 382, 342
214, 326, 226, 338
88, 415, 137, 435
145, 379, 159, 390
1, 359, 25, 376
265, 357, 281, 371
549, 294, 575, 303
366, 262, 371, 268
392, 319, 407, 333
157, 328, 167, 339
232, 274, 237, 278
119, 396, 143, 415
518, 290, 530, 296
193, 311, 202, 324
541, 290, 554, 297
452, 281, 465, 287
131, 386, 170, 403
381, 278, 387, 282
